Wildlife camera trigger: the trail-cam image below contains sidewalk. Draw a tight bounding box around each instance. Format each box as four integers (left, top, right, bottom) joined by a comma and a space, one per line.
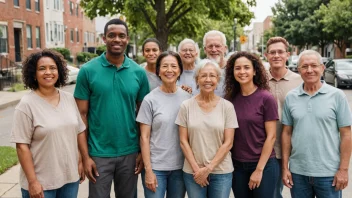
0, 90, 30, 110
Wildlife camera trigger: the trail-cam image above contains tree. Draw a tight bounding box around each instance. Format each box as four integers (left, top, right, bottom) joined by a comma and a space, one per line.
315, 0, 352, 57
272, 0, 331, 54
80, 0, 256, 50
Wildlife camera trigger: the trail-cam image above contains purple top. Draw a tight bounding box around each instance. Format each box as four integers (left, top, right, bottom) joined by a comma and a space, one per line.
231, 89, 278, 162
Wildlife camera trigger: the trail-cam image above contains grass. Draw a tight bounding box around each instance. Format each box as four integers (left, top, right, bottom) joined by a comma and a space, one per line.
0, 146, 18, 175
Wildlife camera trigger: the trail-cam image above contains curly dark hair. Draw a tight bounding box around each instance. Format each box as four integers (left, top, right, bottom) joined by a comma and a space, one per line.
22, 49, 68, 90
224, 51, 270, 100
155, 51, 183, 80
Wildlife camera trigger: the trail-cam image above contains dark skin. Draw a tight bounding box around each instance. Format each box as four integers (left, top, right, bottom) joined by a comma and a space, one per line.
76, 24, 143, 183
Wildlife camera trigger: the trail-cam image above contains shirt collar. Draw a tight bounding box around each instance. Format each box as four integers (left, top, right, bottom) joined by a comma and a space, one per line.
268, 68, 293, 81
100, 52, 130, 69
298, 80, 328, 96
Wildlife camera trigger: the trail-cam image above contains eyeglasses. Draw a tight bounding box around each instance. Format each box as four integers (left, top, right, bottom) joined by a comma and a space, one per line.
299, 65, 322, 71
181, 48, 195, 53
206, 44, 223, 50
268, 50, 287, 56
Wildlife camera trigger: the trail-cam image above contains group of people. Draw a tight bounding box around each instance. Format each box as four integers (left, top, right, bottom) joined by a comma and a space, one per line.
10, 18, 351, 198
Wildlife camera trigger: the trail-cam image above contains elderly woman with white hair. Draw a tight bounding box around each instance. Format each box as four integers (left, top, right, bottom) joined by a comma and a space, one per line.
175, 59, 238, 198
177, 38, 200, 95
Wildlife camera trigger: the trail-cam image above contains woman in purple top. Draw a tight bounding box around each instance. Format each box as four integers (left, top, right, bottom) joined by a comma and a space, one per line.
224, 52, 279, 198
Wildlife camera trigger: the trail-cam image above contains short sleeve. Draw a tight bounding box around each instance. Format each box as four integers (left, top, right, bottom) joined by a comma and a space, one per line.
74, 100, 86, 134
137, 70, 150, 102
263, 94, 279, 121
282, 96, 293, 126
224, 101, 238, 129
175, 102, 188, 127
136, 97, 153, 125
11, 109, 34, 144
336, 94, 352, 128
74, 67, 90, 100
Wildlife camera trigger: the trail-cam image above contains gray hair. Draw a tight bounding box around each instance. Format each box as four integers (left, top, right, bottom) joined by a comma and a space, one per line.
203, 30, 227, 47
298, 50, 323, 66
194, 59, 222, 82
177, 38, 200, 54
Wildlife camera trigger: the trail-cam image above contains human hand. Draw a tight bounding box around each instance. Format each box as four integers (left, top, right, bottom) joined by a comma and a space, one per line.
145, 169, 158, 192
135, 153, 144, 174
28, 180, 44, 198
181, 85, 192, 94
282, 168, 294, 188
193, 166, 211, 187
83, 157, 99, 183
333, 169, 348, 190
249, 169, 263, 190
78, 159, 85, 183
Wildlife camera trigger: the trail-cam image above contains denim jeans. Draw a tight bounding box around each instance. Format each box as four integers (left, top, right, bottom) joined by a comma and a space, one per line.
232, 157, 279, 198
141, 169, 186, 198
183, 172, 232, 198
21, 180, 79, 198
291, 173, 342, 198
275, 158, 283, 198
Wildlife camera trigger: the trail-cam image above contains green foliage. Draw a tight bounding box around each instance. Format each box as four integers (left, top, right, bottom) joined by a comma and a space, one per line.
135, 55, 146, 64
8, 83, 25, 92
81, 0, 256, 49
96, 45, 106, 56
0, 146, 18, 175
76, 52, 98, 63
346, 55, 352, 59
51, 48, 72, 61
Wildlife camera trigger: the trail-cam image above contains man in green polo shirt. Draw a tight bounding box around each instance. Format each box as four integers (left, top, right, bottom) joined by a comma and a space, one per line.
75, 18, 149, 198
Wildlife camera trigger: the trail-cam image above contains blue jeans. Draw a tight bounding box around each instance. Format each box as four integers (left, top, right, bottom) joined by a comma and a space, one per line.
275, 158, 283, 198
183, 172, 232, 198
232, 157, 279, 198
291, 173, 342, 198
141, 169, 186, 198
21, 180, 79, 198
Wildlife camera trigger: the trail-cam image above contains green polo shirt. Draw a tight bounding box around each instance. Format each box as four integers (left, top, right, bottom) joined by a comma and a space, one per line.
74, 53, 150, 157
282, 81, 352, 177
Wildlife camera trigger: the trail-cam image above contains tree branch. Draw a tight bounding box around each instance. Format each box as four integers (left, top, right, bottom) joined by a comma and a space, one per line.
168, 3, 186, 21
139, 7, 157, 33
166, 0, 180, 19
145, 0, 156, 9
167, 7, 192, 29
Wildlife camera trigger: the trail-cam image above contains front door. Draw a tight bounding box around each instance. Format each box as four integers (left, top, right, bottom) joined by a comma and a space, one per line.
14, 28, 21, 62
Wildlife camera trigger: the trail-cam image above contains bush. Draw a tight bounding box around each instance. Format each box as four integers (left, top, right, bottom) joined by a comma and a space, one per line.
51, 48, 72, 61
135, 55, 146, 64
346, 55, 352, 59
0, 146, 18, 174
96, 45, 106, 56
76, 52, 98, 64
8, 83, 25, 92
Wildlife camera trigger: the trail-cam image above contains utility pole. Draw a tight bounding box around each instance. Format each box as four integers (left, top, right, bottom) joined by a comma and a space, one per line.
233, 18, 237, 51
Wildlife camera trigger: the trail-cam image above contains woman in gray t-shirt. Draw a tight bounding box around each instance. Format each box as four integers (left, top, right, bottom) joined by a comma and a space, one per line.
141, 38, 162, 91
137, 51, 191, 198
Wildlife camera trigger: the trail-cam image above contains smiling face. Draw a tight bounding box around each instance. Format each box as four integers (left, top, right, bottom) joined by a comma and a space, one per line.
265, 42, 290, 69
36, 57, 59, 89
159, 55, 181, 85
179, 42, 198, 66
233, 57, 255, 86
103, 24, 129, 57
197, 64, 220, 93
204, 35, 227, 64
298, 54, 324, 85
143, 41, 161, 65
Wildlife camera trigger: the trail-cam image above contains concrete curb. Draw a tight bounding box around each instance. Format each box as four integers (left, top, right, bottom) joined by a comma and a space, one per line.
0, 99, 21, 111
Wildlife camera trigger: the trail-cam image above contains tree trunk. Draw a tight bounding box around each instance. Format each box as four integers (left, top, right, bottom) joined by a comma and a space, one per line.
155, 0, 169, 50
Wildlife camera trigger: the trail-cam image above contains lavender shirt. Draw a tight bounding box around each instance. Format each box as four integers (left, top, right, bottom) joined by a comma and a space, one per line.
231, 89, 278, 162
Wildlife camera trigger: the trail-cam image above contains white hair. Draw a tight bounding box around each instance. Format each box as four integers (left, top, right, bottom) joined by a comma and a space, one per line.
194, 59, 222, 82
298, 50, 323, 66
177, 38, 200, 54
203, 30, 227, 47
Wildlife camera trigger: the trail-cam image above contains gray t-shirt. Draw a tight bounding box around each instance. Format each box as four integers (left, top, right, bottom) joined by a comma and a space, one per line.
136, 87, 191, 170
214, 68, 225, 97
144, 67, 162, 91
178, 69, 199, 96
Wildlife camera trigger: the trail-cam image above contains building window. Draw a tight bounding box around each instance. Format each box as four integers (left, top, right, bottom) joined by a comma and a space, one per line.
54, 24, 57, 41
0, 25, 8, 53
45, 23, 49, 42
76, 30, 79, 43
70, 29, 74, 42
35, 0, 40, 11
53, 0, 60, 10
14, 0, 19, 6
36, 27, 41, 48
26, 25, 32, 48
76, 4, 79, 16
46, 0, 50, 9
26, 0, 31, 9
69, 2, 73, 15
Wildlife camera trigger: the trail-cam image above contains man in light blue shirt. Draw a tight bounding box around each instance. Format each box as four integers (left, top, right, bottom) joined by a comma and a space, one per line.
281, 50, 352, 198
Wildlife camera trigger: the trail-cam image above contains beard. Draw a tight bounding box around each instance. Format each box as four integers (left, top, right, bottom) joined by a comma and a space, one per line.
208, 56, 221, 64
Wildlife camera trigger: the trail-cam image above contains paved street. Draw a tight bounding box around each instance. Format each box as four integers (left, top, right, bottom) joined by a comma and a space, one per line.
0, 85, 352, 197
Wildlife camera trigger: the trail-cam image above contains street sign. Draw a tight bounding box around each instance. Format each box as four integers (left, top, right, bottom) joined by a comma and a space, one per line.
240, 35, 247, 44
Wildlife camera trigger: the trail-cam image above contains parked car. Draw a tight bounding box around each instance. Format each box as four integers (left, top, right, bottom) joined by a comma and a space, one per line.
288, 55, 299, 72
324, 59, 352, 88
66, 65, 79, 84
225, 51, 237, 60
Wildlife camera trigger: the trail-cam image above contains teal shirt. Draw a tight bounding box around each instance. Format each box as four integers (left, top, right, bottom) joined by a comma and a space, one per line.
282, 81, 352, 177
74, 53, 150, 157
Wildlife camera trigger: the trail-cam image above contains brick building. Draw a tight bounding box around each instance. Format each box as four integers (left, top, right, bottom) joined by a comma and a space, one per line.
83, 15, 96, 53
0, 0, 45, 63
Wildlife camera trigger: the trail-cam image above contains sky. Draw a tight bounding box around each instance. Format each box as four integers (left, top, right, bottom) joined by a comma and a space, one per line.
251, 0, 278, 22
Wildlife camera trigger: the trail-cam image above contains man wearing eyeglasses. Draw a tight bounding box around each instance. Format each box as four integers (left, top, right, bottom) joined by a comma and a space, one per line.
265, 37, 303, 198
203, 30, 228, 97
281, 50, 352, 198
